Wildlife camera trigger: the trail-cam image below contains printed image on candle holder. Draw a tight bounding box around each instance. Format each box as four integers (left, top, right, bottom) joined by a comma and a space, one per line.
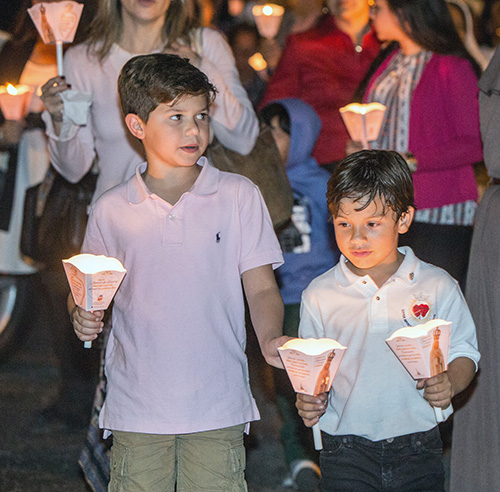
28, 1, 83, 44
278, 338, 347, 449
28, 1, 84, 76
313, 350, 336, 395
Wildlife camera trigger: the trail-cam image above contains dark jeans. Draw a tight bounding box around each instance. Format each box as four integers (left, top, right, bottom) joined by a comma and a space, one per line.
320, 427, 445, 492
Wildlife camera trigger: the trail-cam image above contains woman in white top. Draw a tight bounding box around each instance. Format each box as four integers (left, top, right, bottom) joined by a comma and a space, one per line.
41, 0, 258, 203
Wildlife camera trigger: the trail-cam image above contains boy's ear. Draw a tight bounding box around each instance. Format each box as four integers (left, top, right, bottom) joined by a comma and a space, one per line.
125, 113, 145, 140
397, 207, 415, 234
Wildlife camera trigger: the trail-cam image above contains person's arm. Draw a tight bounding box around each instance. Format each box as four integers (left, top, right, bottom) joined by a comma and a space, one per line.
41, 46, 96, 183
258, 34, 301, 109
199, 28, 259, 155
417, 356, 476, 409
409, 57, 483, 172
242, 264, 289, 368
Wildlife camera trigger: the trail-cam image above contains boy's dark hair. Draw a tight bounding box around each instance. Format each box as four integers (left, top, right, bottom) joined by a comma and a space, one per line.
118, 53, 217, 122
259, 102, 291, 135
327, 150, 415, 219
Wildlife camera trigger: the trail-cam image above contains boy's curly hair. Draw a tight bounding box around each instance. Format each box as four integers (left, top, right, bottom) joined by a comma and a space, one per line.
327, 150, 416, 219
118, 53, 217, 122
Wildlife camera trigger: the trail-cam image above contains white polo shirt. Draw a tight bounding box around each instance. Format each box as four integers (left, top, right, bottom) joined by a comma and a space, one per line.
82, 158, 283, 435
299, 247, 479, 441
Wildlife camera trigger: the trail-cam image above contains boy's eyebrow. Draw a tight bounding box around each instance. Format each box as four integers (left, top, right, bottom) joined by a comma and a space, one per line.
165, 104, 209, 113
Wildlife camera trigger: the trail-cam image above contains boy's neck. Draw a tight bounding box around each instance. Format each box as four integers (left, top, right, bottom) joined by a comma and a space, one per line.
142, 165, 202, 205
347, 249, 405, 288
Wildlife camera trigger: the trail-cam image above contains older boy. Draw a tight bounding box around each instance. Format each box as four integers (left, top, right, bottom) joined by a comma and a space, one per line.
70, 54, 288, 490
296, 150, 479, 492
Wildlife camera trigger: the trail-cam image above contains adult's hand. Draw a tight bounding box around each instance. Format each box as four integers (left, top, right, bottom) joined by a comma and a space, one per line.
40, 75, 71, 134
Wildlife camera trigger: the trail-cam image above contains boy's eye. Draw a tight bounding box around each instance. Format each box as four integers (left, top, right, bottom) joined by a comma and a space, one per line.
368, 222, 380, 228
336, 222, 350, 228
196, 112, 208, 121
170, 114, 181, 121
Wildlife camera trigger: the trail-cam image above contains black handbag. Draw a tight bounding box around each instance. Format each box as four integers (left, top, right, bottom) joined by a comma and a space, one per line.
20, 165, 97, 264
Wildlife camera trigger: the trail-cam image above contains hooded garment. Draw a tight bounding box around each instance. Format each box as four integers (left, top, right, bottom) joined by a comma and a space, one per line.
269, 98, 338, 304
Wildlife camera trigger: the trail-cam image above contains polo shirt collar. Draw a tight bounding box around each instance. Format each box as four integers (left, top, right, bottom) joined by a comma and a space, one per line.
127, 156, 219, 204
335, 246, 420, 288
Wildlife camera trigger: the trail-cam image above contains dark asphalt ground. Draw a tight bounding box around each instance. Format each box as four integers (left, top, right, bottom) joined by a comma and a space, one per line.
0, 315, 298, 492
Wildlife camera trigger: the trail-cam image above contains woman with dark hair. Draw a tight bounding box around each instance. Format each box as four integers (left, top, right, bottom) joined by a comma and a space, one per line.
361, 0, 483, 288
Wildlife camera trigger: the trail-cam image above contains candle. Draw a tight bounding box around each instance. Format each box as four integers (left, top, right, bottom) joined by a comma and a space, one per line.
27, 1, 84, 76
63, 253, 127, 348
252, 3, 285, 39
0, 84, 34, 121
278, 338, 347, 450
339, 102, 386, 150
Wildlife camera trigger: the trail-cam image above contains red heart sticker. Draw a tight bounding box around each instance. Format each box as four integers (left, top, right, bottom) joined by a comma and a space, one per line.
412, 303, 429, 319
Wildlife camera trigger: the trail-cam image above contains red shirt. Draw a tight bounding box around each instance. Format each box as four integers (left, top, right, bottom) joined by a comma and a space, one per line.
260, 16, 380, 165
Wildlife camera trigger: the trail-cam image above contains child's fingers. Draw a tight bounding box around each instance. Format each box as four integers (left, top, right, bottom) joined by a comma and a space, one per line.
296, 393, 328, 424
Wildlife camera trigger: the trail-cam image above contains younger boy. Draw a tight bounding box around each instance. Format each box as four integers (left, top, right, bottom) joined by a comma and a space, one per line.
70, 53, 288, 490
296, 150, 479, 492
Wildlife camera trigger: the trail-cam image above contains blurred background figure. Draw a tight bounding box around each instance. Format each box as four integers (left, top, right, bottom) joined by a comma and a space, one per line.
227, 22, 267, 108
447, 0, 489, 70
260, 0, 326, 76
0, 0, 99, 432
260, 0, 380, 171
450, 42, 500, 492
260, 98, 338, 491
475, 0, 500, 61
361, 0, 482, 289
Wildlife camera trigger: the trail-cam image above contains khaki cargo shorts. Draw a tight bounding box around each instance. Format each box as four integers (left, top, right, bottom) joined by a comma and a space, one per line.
109, 424, 247, 492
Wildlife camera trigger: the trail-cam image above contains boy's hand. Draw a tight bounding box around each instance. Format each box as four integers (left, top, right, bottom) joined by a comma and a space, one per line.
296, 392, 328, 427
71, 306, 104, 343
417, 372, 453, 410
261, 335, 293, 369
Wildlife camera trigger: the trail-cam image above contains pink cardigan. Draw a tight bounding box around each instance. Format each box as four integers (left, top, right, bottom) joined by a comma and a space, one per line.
366, 51, 483, 210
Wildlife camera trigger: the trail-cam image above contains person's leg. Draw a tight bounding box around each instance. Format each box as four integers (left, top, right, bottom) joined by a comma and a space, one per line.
177, 424, 247, 492
384, 427, 445, 492
109, 430, 176, 492
320, 434, 381, 492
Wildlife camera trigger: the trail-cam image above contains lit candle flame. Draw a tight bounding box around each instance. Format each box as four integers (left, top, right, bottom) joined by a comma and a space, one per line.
6, 84, 18, 96
248, 52, 268, 72
263, 5, 273, 15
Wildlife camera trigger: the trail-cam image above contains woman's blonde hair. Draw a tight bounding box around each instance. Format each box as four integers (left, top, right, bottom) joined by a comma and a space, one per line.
86, 0, 200, 62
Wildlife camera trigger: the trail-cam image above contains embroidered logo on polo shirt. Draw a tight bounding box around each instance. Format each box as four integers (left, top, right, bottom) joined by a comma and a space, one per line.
216, 232, 221, 243
402, 293, 433, 325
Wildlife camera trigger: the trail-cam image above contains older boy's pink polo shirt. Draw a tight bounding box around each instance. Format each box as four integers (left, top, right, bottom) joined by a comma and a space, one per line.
81, 158, 283, 436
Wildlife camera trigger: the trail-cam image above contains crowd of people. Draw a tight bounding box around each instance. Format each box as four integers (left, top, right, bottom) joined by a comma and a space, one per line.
0, 0, 499, 491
